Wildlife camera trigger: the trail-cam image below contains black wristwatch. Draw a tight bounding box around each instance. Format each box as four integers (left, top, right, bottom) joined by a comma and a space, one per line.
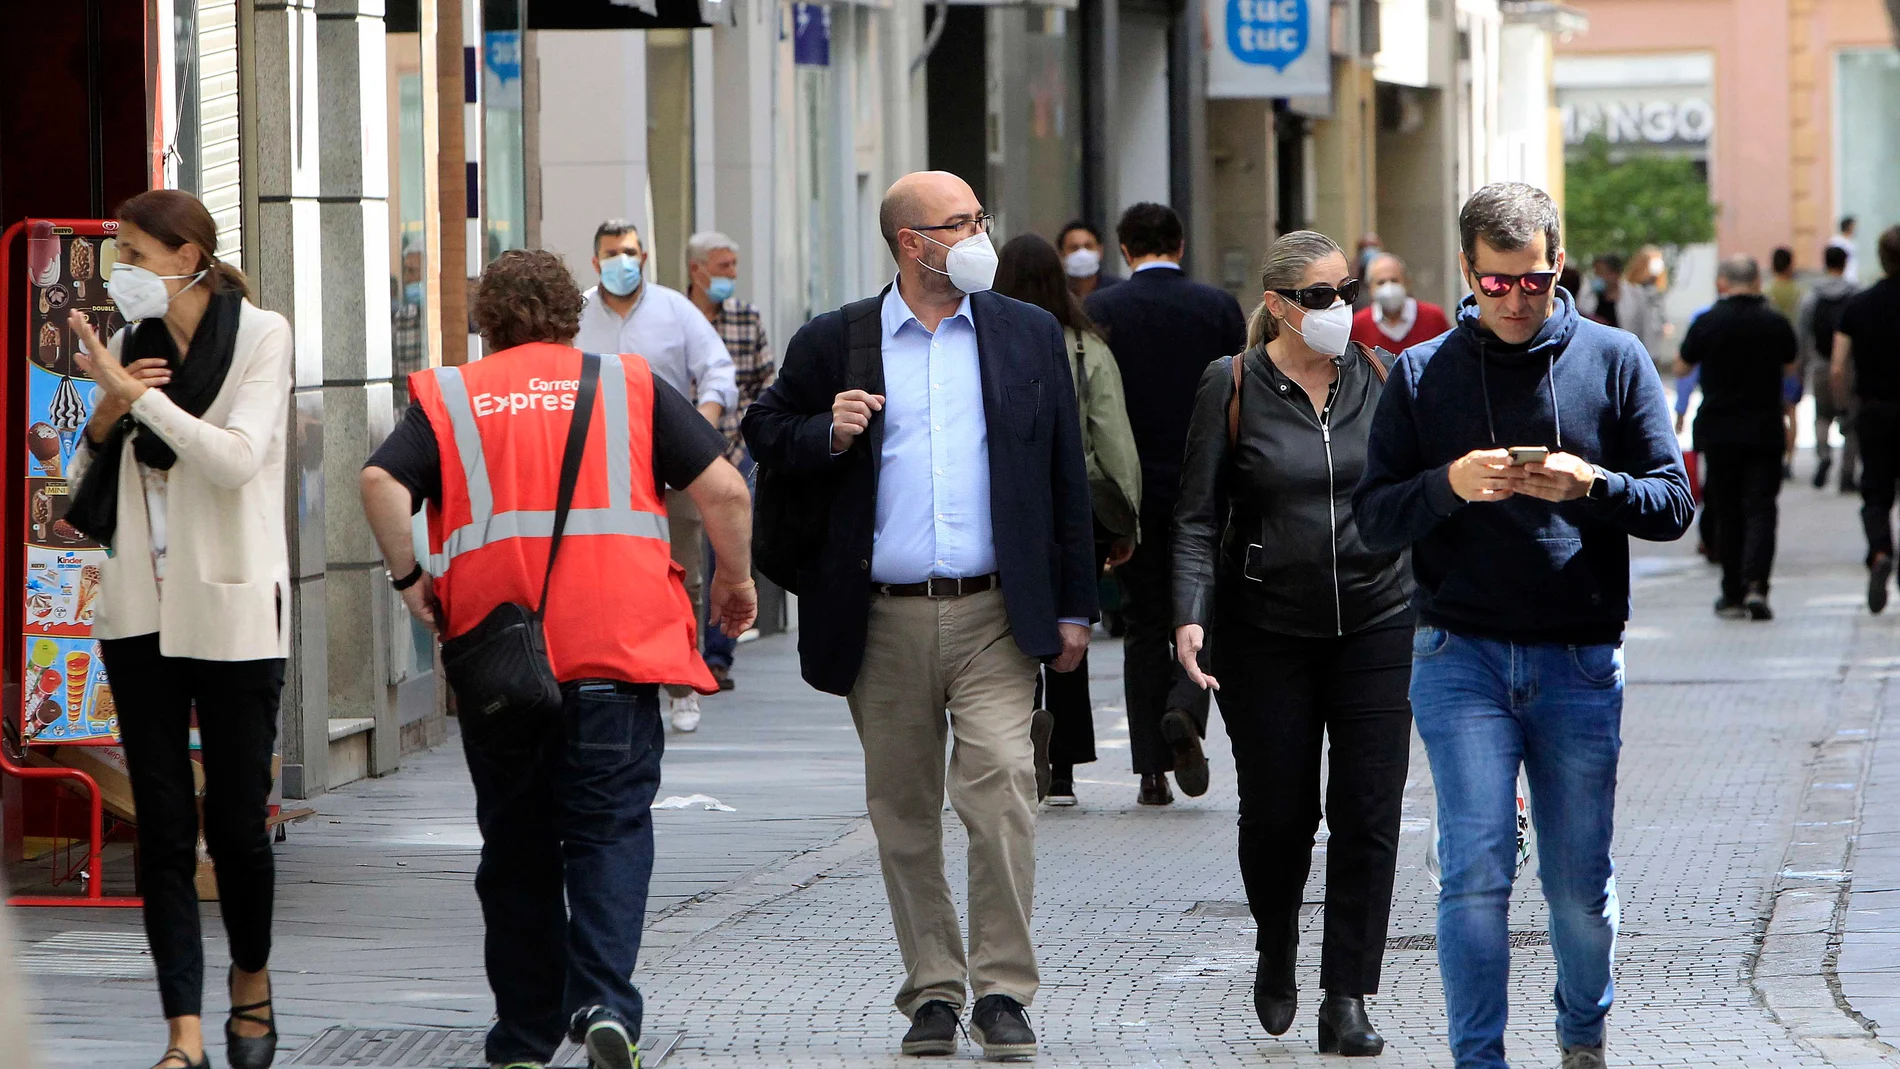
1586, 466, 1610, 501
388, 562, 425, 591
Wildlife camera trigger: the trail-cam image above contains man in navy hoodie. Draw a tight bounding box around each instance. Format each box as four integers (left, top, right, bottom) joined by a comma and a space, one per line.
1354, 183, 1693, 1069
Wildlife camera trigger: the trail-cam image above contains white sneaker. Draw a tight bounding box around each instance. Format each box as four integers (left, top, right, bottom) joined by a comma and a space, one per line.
669, 693, 701, 733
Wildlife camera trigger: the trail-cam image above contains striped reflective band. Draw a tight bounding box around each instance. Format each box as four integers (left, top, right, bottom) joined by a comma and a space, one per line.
429, 356, 669, 573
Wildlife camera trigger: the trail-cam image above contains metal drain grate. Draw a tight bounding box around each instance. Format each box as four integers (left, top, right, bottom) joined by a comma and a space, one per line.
1387, 931, 1550, 951
16, 931, 154, 978
285, 1027, 682, 1067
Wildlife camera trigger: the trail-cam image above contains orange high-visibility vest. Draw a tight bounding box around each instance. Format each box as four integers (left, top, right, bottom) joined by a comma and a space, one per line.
409, 342, 716, 693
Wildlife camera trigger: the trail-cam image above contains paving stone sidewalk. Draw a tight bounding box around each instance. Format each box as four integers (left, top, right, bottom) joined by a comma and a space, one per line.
16, 467, 1900, 1068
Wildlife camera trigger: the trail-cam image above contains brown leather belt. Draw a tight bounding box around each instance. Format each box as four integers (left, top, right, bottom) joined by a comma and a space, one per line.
874, 573, 1000, 599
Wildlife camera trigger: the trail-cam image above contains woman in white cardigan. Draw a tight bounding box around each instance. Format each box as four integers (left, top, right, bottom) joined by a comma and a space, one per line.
67, 190, 292, 1069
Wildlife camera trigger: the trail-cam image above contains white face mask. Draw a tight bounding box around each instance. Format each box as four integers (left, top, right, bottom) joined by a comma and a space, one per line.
1063, 247, 1102, 279
919, 231, 999, 295
1372, 281, 1408, 317
1283, 300, 1354, 357
107, 263, 206, 322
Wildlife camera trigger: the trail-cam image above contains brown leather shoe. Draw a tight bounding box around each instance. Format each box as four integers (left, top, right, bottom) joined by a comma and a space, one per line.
1138, 772, 1174, 806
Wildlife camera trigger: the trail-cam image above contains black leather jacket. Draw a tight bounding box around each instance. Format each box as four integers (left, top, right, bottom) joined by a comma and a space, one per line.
1172, 345, 1410, 638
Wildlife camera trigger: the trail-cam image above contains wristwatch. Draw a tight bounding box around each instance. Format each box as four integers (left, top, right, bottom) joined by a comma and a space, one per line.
388, 562, 425, 591
1586, 465, 1610, 501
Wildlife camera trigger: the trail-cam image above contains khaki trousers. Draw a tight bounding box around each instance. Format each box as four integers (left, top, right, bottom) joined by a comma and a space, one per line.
847, 589, 1042, 1015
665, 488, 703, 699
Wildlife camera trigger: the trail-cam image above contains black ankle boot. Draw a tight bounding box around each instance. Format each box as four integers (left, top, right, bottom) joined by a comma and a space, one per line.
1252, 912, 1299, 1036
1317, 992, 1384, 1056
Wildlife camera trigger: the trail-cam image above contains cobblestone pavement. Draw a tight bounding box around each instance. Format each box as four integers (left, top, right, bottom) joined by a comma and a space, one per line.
16, 467, 1900, 1067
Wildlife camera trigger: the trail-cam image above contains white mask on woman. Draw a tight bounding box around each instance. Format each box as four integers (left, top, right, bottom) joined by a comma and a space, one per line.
1063, 248, 1102, 279
107, 264, 206, 322
1284, 300, 1354, 357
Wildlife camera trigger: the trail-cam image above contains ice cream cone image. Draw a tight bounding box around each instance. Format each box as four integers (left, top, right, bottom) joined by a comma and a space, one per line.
64, 650, 91, 724
51, 375, 87, 470
29, 422, 61, 477
77, 564, 101, 623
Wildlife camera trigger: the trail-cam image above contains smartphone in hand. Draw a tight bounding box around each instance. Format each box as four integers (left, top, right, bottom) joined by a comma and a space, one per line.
1507, 446, 1550, 466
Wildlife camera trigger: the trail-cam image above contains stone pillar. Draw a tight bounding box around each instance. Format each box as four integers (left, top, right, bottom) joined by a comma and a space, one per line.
317, 0, 402, 781
250, 0, 329, 799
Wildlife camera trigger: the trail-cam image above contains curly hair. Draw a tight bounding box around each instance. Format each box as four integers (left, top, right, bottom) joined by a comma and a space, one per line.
471, 249, 584, 350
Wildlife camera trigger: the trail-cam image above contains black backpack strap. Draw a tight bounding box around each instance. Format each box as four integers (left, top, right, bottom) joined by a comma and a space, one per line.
535, 352, 601, 617
843, 294, 885, 394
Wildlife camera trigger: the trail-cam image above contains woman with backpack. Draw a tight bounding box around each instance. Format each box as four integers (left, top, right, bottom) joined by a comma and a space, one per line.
993, 233, 1141, 806
1171, 230, 1412, 1055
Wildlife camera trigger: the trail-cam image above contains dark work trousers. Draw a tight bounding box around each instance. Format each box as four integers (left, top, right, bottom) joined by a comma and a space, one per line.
1701, 443, 1785, 600
1117, 494, 1211, 775
1212, 619, 1412, 996
1859, 402, 1900, 564
1037, 659, 1097, 768
100, 633, 284, 1020
462, 681, 665, 1065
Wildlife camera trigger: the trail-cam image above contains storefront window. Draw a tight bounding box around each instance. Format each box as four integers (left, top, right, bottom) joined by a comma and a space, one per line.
388, 35, 431, 408
484, 0, 527, 262
1835, 49, 1900, 272
170, 0, 202, 193
647, 28, 696, 291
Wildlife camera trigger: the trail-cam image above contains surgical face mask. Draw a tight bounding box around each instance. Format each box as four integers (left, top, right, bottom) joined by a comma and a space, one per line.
599, 253, 643, 297
1372, 281, 1408, 317
706, 276, 736, 303
107, 263, 205, 323
1283, 300, 1354, 357
1063, 247, 1102, 279
919, 231, 999, 294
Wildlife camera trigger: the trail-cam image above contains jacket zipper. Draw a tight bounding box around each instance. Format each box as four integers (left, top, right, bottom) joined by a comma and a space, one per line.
1321, 408, 1343, 637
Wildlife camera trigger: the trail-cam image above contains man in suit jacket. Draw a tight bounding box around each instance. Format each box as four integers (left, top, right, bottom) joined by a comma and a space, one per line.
742, 171, 1096, 1061
1084, 202, 1247, 807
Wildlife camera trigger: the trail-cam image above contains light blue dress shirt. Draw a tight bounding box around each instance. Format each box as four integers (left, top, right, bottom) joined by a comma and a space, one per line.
871, 285, 997, 584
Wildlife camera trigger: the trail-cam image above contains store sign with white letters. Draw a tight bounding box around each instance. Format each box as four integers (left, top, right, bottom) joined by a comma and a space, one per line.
1207, 0, 1332, 100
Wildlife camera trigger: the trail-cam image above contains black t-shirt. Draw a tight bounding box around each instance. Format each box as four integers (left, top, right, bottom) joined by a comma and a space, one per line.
1842, 278, 1900, 404
1679, 293, 1798, 449
365, 372, 727, 512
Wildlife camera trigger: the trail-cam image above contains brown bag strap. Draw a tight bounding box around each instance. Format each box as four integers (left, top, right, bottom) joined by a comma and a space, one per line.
1361, 342, 1392, 384
1227, 349, 1247, 446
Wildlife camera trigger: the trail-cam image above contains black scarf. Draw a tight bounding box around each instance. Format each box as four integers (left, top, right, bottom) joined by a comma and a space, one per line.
65, 289, 242, 547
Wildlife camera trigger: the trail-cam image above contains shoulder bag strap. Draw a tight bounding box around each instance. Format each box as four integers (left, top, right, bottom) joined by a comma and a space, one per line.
1227, 349, 1248, 447
1362, 342, 1392, 384
535, 352, 601, 617
1073, 329, 1092, 409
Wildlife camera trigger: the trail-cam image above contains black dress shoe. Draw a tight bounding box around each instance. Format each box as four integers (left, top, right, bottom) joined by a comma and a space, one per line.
1137, 773, 1173, 806
1252, 946, 1297, 1036
225, 964, 278, 1069
1317, 993, 1385, 1056
1158, 709, 1210, 796
901, 999, 961, 1056
969, 994, 1036, 1060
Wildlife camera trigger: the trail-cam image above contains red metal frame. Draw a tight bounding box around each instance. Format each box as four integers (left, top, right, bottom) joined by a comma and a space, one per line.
0, 218, 140, 908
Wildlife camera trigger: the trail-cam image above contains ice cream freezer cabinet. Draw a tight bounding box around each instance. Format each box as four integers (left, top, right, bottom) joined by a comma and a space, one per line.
1, 219, 140, 908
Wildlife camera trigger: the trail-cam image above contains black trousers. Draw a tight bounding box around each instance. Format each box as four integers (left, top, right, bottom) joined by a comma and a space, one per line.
1038, 658, 1097, 767
1117, 493, 1210, 775
1213, 619, 1411, 996
101, 633, 284, 1020
1701, 443, 1784, 599
1860, 402, 1900, 562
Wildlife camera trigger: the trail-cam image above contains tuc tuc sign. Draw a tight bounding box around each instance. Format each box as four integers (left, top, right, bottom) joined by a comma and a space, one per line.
1209, 0, 1331, 100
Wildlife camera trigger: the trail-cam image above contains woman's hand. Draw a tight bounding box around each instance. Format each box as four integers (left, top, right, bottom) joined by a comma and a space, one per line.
70, 310, 166, 407
1175, 624, 1218, 691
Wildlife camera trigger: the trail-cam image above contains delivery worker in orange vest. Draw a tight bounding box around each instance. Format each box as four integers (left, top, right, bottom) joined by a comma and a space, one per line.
360, 249, 755, 1069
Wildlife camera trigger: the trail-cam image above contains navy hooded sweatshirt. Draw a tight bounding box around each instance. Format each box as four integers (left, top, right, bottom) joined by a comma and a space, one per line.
1352, 289, 1694, 645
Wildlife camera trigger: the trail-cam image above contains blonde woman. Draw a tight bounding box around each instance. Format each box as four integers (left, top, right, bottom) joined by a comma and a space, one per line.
67, 189, 292, 1069
1172, 231, 1412, 1055
1622, 244, 1672, 368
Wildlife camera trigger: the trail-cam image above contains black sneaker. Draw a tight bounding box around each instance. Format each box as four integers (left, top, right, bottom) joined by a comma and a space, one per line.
1159, 709, 1210, 797
1744, 588, 1773, 621
1814, 455, 1832, 488
969, 995, 1036, 1061
568, 1006, 639, 1069
1713, 596, 1747, 620
901, 1000, 961, 1056
1872, 554, 1893, 615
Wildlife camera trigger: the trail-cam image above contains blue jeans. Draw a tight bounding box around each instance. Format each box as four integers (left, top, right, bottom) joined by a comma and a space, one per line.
462, 681, 665, 1063
1410, 627, 1623, 1069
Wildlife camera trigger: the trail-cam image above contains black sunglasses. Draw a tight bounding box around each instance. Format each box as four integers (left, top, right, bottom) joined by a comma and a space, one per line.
1472, 271, 1558, 298
1273, 278, 1361, 311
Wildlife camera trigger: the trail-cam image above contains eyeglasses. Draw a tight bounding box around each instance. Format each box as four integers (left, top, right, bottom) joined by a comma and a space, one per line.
911, 214, 995, 237
1471, 271, 1558, 298
1273, 278, 1361, 311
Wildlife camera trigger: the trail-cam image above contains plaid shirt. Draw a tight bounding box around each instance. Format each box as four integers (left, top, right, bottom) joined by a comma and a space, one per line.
711, 299, 775, 463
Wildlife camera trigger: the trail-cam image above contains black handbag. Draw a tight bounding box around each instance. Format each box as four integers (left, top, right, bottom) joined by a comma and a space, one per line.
440, 353, 600, 749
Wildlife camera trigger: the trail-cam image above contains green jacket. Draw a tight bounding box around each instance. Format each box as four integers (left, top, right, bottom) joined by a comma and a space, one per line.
1065, 326, 1143, 541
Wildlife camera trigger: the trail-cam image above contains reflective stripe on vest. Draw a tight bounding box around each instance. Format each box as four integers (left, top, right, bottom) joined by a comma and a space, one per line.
426, 353, 670, 573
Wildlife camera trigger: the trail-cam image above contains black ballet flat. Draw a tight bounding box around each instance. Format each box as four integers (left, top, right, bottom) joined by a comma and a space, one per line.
225, 964, 279, 1069
151, 1048, 209, 1069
